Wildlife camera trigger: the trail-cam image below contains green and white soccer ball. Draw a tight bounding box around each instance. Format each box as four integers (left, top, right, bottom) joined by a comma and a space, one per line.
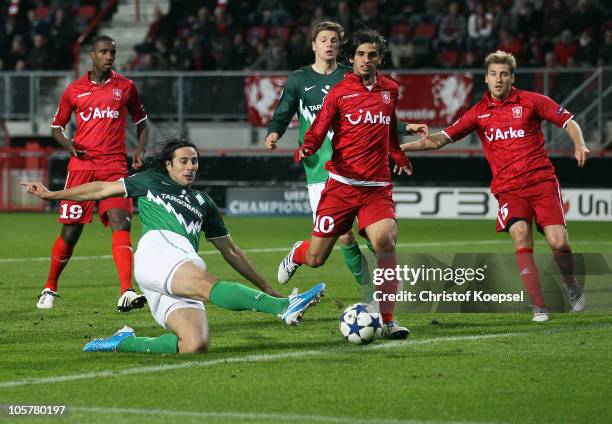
339, 303, 382, 344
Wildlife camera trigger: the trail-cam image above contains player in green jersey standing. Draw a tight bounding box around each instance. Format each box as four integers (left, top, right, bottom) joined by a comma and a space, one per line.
266, 21, 426, 286
266, 21, 367, 285
22, 136, 325, 354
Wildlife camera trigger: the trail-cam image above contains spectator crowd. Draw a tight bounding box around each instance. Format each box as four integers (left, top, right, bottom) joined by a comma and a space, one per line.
1, 0, 611, 71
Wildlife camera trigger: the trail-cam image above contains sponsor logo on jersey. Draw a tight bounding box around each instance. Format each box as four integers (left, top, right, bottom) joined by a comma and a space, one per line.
477, 113, 491, 119
113, 88, 122, 100
308, 104, 323, 112
484, 127, 525, 142
557, 106, 567, 115
345, 109, 391, 125
79, 106, 120, 122
342, 93, 360, 100
381, 91, 391, 104
77, 92, 92, 98
512, 106, 522, 118
305, 85, 316, 92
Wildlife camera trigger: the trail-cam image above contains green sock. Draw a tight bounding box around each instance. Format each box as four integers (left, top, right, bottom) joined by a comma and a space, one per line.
117, 333, 179, 353
340, 243, 367, 285
366, 240, 375, 254
209, 281, 289, 316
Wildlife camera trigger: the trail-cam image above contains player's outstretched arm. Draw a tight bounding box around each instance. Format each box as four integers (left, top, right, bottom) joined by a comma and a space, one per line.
210, 236, 284, 298
564, 120, 589, 167
21, 181, 125, 201
401, 132, 452, 152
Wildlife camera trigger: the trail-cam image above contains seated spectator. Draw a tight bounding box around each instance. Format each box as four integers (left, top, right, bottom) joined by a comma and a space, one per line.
516, 1, 543, 40
248, 36, 288, 70
496, 29, 523, 59
435, 1, 466, 52
389, 33, 416, 68
6, 34, 28, 70
575, 29, 598, 67
554, 30, 577, 66
27, 33, 57, 70
597, 29, 612, 66
467, 2, 495, 53
542, 0, 568, 43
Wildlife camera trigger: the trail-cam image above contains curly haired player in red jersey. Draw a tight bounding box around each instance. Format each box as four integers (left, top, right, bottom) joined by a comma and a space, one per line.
37, 36, 148, 312
401, 50, 589, 322
277, 29, 428, 339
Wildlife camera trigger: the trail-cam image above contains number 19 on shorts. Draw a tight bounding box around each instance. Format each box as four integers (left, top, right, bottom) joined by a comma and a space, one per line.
60, 204, 83, 219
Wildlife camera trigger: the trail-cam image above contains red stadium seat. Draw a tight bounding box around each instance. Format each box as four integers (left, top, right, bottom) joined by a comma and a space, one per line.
247, 26, 268, 41
390, 24, 411, 37
413, 23, 436, 40
34, 6, 50, 20
76, 5, 97, 19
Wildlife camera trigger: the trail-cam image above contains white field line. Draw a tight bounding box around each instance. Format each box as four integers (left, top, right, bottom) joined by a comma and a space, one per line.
0, 330, 569, 389
70, 406, 502, 424
1, 240, 610, 264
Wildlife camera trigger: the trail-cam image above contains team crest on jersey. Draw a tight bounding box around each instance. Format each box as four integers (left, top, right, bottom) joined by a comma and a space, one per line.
381, 91, 391, 104
113, 89, 122, 100
512, 106, 522, 118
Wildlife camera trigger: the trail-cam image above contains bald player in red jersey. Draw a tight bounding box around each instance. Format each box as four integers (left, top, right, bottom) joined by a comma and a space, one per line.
277, 29, 429, 340
402, 50, 589, 322
37, 35, 148, 312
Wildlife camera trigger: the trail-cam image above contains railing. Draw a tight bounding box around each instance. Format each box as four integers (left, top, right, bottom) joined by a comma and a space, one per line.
1, 68, 610, 150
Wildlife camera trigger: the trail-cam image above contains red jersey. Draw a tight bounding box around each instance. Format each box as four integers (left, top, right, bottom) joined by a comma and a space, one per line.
443, 87, 573, 195
52, 70, 147, 171
301, 71, 409, 184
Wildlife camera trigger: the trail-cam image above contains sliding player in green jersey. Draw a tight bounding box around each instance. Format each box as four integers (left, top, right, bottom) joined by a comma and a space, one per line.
266, 21, 426, 286
22, 136, 325, 354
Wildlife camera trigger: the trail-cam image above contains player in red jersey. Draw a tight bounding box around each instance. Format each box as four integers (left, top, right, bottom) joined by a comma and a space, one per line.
37, 35, 148, 312
277, 30, 428, 339
401, 50, 589, 322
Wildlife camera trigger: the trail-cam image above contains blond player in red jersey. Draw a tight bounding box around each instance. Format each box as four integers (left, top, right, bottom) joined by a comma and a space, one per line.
37, 35, 148, 312
277, 30, 428, 339
401, 50, 589, 322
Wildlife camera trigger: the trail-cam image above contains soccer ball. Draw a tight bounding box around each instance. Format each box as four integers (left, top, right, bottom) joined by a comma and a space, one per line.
339, 303, 382, 345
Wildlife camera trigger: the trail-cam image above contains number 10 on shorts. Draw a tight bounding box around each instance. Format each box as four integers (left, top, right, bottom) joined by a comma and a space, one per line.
314, 215, 335, 234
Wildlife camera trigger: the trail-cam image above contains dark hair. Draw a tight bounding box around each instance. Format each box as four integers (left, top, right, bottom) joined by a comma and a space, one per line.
311, 21, 344, 42
91, 35, 115, 51
340, 29, 387, 63
148, 135, 198, 174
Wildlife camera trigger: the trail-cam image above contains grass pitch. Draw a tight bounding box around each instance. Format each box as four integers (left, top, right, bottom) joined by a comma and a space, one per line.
0, 213, 611, 424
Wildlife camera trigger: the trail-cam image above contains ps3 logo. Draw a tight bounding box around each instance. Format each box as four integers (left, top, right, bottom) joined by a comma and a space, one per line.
79, 106, 119, 122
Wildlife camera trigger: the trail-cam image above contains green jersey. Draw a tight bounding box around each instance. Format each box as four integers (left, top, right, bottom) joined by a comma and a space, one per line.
268, 65, 408, 184
123, 169, 228, 251
267, 64, 351, 184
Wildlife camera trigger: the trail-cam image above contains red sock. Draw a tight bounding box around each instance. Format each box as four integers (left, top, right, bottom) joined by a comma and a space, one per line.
553, 249, 578, 287
112, 230, 133, 293
515, 248, 546, 308
292, 240, 310, 265
44, 236, 75, 292
377, 251, 399, 323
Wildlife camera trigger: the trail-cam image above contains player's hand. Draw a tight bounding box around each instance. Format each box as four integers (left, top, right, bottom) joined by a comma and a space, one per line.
68, 140, 86, 158
575, 145, 589, 167
294, 147, 312, 163
132, 147, 146, 169
405, 123, 429, 137
265, 132, 280, 150
393, 160, 413, 176
262, 285, 284, 298
20, 182, 54, 200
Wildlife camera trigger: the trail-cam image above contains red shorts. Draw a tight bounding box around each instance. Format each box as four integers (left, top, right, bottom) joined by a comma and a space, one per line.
312, 179, 396, 238
59, 169, 132, 226
495, 179, 566, 233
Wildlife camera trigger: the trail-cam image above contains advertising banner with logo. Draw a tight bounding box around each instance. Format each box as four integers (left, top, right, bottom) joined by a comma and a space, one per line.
244, 76, 298, 127
245, 74, 473, 127
394, 187, 612, 221
226, 187, 311, 216
391, 73, 473, 126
